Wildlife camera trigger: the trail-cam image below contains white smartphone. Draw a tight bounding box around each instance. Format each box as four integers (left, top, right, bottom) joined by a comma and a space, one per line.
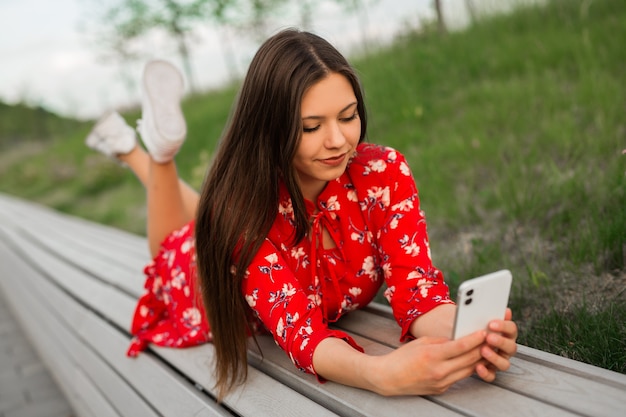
452, 270, 512, 340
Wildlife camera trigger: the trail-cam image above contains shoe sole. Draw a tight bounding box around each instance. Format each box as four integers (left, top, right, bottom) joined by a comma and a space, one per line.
142, 60, 186, 143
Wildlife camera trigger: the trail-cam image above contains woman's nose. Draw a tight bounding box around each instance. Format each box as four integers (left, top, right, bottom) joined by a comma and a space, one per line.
325, 121, 346, 148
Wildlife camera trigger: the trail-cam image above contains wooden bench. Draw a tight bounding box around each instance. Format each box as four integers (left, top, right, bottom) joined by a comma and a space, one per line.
0, 192, 624, 417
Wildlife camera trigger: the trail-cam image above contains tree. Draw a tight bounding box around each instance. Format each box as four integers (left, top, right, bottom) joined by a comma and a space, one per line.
231, 0, 289, 42
297, 0, 315, 31
108, 0, 217, 91
88, 0, 228, 93
203, 0, 288, 78
433, 0, 446, 34
465, 0, 477, 24
333, 0, 379, 52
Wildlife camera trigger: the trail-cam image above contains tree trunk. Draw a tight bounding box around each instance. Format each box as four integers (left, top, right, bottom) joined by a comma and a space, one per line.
177, 36, 196, 93
218, 26, 239, 81
171, 22, 196, 93
299, 0, 313, 30
356, 0, 370, 52
465, 0, 477, 24
434, 0, 447, 34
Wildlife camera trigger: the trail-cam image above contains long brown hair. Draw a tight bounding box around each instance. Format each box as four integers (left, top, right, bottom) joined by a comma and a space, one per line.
195, 28, 368, 400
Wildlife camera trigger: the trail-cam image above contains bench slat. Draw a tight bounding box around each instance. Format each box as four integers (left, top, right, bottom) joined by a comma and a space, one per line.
0, 201, 474, 416
250, 334, 577, 417
0, 207, 342, 417
2, 192, 624, 417
0, 237, 232, 417
1, 245, 135, 417
339, 309, 626, 417
0, 194, 147, 255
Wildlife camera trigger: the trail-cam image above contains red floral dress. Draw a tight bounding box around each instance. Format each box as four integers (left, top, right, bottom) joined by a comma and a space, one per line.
128, 143, 453, 377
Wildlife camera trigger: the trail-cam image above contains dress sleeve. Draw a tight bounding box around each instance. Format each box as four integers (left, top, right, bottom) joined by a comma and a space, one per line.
373, 150, 454, 341
241, 238, 363, 376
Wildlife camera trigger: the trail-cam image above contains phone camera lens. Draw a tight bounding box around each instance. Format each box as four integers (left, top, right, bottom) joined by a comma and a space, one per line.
467, 289, 474, 296
464, 298, 472, 305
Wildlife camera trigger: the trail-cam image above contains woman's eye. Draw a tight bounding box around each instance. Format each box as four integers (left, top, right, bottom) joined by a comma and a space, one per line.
303, 125, 320, 133
340, 112, 358, 122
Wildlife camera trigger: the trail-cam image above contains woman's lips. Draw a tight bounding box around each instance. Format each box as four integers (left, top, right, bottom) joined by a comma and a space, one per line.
319, 153, 347, 166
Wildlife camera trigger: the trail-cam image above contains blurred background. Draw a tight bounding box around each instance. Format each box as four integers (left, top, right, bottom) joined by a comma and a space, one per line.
1, 0, 508, 120
0, 0, 624, 374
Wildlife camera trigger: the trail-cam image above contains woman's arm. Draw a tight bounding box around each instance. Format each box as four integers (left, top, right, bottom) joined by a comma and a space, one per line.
312, 305, 517, 395
242, 238, 365, 374
409, 304, 456, 339
312, 329, 487, 396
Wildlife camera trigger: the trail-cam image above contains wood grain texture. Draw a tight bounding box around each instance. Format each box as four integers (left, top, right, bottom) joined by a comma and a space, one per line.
1, 192, 624, 417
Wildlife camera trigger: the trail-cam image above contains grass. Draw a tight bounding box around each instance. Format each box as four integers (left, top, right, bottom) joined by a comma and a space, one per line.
0, 0, 624, 372
519, 301, 626, 373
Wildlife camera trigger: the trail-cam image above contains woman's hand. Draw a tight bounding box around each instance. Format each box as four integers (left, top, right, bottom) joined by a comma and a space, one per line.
313, 330, 487, 397
475, 308, 518, 382
369, 331, 487, 396
411, 304, 518, 383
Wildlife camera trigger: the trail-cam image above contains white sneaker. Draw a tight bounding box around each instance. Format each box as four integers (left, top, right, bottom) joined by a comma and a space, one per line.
137, 59, 186, 163
85, 111, 136, 157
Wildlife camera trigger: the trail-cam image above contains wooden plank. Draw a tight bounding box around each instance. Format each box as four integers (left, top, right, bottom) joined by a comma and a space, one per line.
153, 347, 340, 417
0, 193, 147, 254
38, 227, 145, 294
0, 224, 342, 417
331, 305, 399, 347
0, 253, 121, 417
248, 335, 461, 417
0, 224, 138, 326
492, 356, 626, 417
0, 194, 149, 294
249, 334, 576, 417
4, 305, 95, 417
72, 368, 125, 417
4, 264, 160, 417
339, 307, 626, 417
0, 207, 391, 416
3, 193, 625, 417
1, 208, 467, 416
0, 238, 231, 417
12, 223, 146, 297
515, 344, 626, 388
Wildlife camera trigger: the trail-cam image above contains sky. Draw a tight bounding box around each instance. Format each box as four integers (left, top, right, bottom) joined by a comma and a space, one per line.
0, 0, 512, 120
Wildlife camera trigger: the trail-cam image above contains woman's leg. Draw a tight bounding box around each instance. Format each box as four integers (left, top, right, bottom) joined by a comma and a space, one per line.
118, 147, 199, 224
143, 159, 189, 257
86, 112, 200, 241
136, 59, 195, 257
86, 59, 199, 256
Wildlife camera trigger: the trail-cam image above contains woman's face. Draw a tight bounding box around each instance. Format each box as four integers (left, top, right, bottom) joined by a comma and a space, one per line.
294, 72, 361, 201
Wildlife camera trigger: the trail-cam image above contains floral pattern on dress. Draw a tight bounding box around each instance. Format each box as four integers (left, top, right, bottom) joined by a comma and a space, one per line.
127, 221, 212, 357
128, 143, 452, 378
241, 143, 452, 375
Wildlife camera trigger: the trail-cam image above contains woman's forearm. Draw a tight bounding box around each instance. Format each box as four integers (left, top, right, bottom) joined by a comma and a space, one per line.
312, 337, 384, 394
312, 305, 458, 396
409, 304, 456, 339
312, 328, 488, 397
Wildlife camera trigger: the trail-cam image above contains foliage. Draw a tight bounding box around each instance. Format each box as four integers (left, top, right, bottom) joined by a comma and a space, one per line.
518, 301, 626, 373
0, 100, 89, 149
88, 0, 223, 91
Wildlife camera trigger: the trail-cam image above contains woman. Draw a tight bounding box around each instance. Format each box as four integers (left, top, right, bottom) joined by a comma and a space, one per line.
86, 28, 517, 402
